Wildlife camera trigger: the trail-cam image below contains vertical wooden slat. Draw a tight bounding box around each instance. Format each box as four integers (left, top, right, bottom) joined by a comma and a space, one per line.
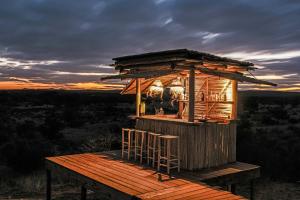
231, 184, 236, 194
178, 136, 180, 172
232, 121, 237, 162
188, 68, 195, 122
134, 118, 235, 170
81, 185, 87, 200
121, 129, 124, 159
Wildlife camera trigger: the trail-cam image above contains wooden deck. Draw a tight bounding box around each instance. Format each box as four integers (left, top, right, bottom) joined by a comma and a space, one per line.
46, 151, 259, 200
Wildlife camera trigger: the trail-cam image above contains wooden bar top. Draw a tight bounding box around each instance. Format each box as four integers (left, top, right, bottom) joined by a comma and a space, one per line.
134, 115, 233, 125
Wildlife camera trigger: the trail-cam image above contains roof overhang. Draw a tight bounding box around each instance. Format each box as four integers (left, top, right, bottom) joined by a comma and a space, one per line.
101, 66, 276, 86
196, 67, 277, 86
101, 69, 181, 80
113, 49, 254, 71
100, 49, 277, 94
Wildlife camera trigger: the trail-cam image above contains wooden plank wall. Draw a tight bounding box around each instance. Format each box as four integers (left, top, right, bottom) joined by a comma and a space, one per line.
184, 76, 233, 120
135, 118, 236, 170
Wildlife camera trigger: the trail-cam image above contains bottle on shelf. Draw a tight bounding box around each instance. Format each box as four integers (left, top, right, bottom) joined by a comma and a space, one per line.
200, 91, 205, 102
223, 93, 227, 101
220, 93, 224, 101
215, 93, 219, 101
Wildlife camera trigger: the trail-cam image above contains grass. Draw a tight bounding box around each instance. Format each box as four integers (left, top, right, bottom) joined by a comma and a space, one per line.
238, 179, 300, 200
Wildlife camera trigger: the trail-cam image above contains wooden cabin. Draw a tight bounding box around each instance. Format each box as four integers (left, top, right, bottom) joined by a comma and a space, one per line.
45, 49, 275, 200
102, 49, 276, 171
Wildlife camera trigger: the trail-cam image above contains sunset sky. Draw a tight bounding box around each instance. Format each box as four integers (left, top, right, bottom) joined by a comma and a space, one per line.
0, 0, 299, 91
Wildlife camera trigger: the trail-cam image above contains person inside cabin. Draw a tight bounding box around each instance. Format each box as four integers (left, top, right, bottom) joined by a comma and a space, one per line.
145, 93, 163, 115
162, 87, 179, 115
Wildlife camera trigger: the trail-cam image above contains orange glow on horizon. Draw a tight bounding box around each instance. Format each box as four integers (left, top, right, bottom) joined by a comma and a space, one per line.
0, 80, 298, 92
0, 81, 125, 90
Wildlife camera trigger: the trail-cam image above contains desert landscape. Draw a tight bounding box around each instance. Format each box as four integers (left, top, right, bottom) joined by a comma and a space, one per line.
0, 90, 299, 199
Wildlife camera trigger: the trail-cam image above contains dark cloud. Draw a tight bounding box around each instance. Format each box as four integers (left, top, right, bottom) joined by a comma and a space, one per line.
0, 0, 299, 89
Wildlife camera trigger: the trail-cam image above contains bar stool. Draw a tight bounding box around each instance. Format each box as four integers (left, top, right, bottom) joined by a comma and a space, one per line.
121, 128, 135, 160
157, 135, 180, 174
134, 130, 147, 164
147, 132, 161, 168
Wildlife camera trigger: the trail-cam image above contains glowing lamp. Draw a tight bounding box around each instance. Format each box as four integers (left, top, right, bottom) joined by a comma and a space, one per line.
148, 80, 164, 97
168, 78, 184, 100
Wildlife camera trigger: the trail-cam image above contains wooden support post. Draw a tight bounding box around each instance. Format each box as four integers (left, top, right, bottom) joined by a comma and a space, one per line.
250, 180, 255, 200
227, 185, 231, 192
128, 130, 132, 160
136, 78, 141, 117
81, 185, 87, 200
46, 170, 51, 200
188, 68, 195, 122
231, 80, 238, 120
231, 184, 236, 194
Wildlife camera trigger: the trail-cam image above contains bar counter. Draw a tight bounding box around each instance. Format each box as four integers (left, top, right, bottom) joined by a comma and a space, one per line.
135, 115, 236, 170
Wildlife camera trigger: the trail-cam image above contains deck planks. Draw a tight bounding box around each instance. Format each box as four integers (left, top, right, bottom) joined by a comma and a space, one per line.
46, 151, 253, 200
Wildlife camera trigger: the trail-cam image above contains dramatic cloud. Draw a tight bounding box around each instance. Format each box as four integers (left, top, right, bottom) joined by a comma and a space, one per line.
0, 0, 299, 90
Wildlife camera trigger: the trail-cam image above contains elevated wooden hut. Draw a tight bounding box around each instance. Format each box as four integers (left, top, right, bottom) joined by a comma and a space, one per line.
102, 49, 276, 170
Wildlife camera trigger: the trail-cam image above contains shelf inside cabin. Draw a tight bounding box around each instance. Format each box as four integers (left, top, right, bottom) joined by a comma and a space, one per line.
206, 101, 234, 104
190, 100, 234, 104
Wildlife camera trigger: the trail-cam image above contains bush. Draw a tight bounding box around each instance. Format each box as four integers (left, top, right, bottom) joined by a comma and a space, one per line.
237, 115, 300, 181
40, 111, 64, 140
0, 139, 51, 173
16, 120, 38, 139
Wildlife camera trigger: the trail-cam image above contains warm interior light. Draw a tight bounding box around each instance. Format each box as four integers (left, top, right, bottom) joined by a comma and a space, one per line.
168, 77, 184, 100
226, 86, 232, 101
148, 80, 164, 97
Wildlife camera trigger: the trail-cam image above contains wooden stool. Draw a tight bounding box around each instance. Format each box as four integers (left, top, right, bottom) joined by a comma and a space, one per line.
147, 132, 161, 167
134, 130, 147, 164
157, 135, 180, 174
121, 128, 135, 160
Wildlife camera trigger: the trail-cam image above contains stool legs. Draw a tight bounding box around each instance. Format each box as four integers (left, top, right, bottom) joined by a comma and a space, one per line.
152, 136, 157, 168
122, 129, 180, 174
134, 130, 146, 164
157, 135, 180, 174
140, 133, 144, 164
147, 132, 160, 168
147, 133, 150, 165
128, 131, 131, 160
157, 136, 161, 172
121, 128, 134, 160
134, 131, 137, 161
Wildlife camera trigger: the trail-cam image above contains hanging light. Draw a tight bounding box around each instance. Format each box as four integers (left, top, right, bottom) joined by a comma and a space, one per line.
168, 77, 184, 100
148, 80, 164, 97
